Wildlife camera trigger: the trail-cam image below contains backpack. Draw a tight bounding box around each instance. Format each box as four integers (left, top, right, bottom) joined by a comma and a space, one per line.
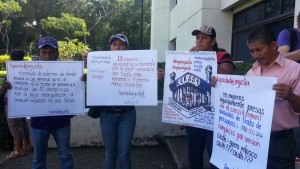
288, 28, 298, 52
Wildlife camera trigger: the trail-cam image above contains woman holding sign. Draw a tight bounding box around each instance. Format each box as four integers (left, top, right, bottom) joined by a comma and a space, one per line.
100, 33, 136, 169
187, 25, 235, 169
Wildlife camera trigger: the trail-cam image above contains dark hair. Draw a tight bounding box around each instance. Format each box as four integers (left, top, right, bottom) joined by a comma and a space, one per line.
247, 26, 275, 45
10, 49, 25, 61
213, 42, 219, 52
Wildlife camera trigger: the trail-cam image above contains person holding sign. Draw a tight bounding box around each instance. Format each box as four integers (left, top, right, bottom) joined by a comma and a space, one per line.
98, 33, 136, 169
277, 11, 300, 162
1, 37, 75, 169
1, 49, 32, 159
30, 36, 74, 169
246, 26, 300, 169
186, 25, 235, 169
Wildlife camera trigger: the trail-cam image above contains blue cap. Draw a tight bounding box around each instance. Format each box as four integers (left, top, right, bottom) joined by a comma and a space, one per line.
109, 34, 129, 46
38, 36, 58, 49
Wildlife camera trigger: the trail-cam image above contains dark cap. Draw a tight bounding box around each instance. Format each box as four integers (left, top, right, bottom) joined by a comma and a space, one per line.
192, 25, 216, 38
38, 36, 58, 49
109, 34, 129, 46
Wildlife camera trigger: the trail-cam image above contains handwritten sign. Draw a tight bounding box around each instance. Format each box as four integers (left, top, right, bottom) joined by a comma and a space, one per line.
87, 50, 157, 106
210, 75, 276, 169
6, 61, 85, 118
162, 51, 217, 130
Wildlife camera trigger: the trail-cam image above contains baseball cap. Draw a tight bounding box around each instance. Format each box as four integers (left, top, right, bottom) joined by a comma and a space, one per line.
38, 36, 58, 49
192, 25, 216, 38
109, 34, 129, 46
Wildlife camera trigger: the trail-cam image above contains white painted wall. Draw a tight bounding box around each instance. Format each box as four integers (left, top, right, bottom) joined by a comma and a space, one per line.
295, 1, 300, 28
48, 102, 186, 147
151, 0, 233, 61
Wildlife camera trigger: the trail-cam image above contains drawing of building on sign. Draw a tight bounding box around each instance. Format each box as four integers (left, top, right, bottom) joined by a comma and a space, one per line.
168, 71, 213, 118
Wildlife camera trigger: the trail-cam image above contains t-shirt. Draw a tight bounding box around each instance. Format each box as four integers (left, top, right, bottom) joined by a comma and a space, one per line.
277, 28, 300, 51
31, 116, 72, 129
217, 51, 236, 70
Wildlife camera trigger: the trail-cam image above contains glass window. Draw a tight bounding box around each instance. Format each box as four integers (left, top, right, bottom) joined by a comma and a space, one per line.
282, 0, 295, 14
233, 30, 253, 61
262, 0, 280, 19
234, 13, 245, 29
232, 0, 295, 61
246, 5, 260, 25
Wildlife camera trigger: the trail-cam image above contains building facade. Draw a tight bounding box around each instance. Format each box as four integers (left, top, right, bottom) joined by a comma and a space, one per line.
151, 0, 299, 62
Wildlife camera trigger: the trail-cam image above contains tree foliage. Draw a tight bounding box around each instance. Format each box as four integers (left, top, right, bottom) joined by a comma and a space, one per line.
0, 0, 25, 53
40, 13, 89, 39
0, 0, 151, 58
58, 38, 90, 61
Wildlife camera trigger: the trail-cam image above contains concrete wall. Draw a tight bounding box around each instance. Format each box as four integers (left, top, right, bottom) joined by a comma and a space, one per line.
295, 1, 300, 28
151, 0, 233, 61
48, 101, 186, 147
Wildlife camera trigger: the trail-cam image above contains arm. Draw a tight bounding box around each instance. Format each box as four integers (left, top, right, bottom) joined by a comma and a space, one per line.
273, 83, 300, 113
278, 46, 300, 62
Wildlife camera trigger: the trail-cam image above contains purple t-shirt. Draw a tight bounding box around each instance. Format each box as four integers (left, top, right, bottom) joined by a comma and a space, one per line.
277, 28, 300, 51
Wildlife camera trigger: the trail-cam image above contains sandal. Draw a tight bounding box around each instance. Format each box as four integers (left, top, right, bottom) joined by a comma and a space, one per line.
23, 145, 33, 152
6, 150, 25, 159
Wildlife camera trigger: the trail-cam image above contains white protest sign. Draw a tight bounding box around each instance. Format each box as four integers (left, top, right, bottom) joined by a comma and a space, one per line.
162, 51, 217, 130
87, 50, 157, 106
210, 74, 276, 169
6, 61, 85, 118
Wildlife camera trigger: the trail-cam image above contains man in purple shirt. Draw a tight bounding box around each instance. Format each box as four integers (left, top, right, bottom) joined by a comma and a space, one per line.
277, 11, 300, 61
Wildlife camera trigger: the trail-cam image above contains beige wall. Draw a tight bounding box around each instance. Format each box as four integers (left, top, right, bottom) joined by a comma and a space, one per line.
295, 1, 300, 28
151, 0, 233, 62
48, 102, 186, 147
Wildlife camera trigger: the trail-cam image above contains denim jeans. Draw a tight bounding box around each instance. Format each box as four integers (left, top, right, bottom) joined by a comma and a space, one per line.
31, 126, 73, 169
100, 109, 136, 169
186, 126, 217, 169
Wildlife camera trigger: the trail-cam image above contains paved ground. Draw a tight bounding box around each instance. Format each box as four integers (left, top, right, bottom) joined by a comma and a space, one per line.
0, 146, 177, 169
2, 136, 300, 169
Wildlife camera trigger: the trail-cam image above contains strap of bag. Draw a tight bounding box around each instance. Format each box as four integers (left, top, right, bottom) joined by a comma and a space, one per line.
288, 28, 298, 52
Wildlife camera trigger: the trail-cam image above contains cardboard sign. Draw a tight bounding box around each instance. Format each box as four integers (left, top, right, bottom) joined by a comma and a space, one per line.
6, 61, 85, 118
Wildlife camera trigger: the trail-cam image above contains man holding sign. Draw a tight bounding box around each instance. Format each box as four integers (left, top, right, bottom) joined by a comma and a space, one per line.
246, 27, 300, 169
211, 27, 300, 169
3, 37, 74, 169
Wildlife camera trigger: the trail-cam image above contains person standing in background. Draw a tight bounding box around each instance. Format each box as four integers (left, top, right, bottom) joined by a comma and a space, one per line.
187, 25, 235, 169
1, 49, 32, 159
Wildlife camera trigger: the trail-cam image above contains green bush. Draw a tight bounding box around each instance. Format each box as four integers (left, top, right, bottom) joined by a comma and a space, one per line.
234, 61, 254, 75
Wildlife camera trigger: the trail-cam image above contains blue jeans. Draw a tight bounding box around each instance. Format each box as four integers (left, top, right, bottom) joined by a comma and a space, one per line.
186, 126, 217, 169
31, 126, 73, 169
100, 109, 136, 169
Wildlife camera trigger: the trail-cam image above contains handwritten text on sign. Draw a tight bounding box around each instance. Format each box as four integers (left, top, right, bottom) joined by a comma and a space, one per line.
210, 75, 276, 169
87, 50, 157, 106
6, 61, 85, 118
162, 51, 217, 130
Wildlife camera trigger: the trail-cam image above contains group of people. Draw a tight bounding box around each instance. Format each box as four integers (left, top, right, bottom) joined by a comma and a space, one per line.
1, 11, 300, 169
